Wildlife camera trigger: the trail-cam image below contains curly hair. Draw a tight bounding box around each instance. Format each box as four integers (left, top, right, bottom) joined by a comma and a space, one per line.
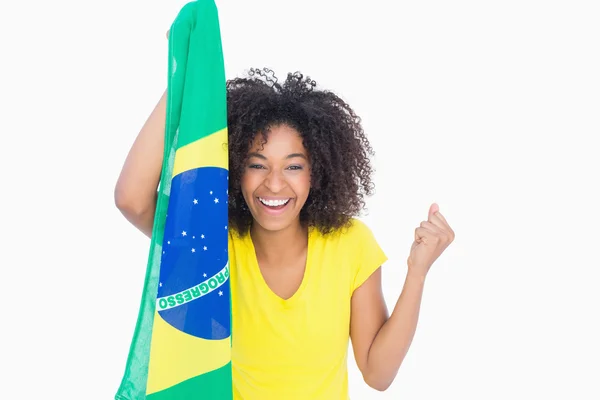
227, 67, 375, 236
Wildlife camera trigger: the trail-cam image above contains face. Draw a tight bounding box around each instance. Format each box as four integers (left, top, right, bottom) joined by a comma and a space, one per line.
241, 124, 311, 233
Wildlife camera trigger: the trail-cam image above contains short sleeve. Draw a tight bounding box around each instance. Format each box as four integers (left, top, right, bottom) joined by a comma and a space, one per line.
349, 219, 388, 293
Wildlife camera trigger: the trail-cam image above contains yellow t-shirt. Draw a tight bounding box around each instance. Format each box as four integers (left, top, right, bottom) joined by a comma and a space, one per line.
228, 218, 388, 400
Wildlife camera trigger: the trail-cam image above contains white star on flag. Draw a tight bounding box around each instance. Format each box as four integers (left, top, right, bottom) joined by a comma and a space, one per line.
182, 231, 187, 236
191, 248, 195, 253
203, 273, 207, 277
203, 246, 208, 251
193, 199, 198, 204
218, 291, 223, 296
214, 198, 219, 204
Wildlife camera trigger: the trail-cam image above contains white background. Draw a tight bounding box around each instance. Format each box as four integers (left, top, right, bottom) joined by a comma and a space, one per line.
1, 0, 599, 399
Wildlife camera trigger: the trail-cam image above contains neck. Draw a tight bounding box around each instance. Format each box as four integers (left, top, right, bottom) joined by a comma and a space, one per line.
250, 220, 308, 264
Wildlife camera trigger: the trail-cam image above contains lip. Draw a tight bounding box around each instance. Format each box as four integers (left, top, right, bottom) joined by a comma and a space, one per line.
255, 197, 292, 216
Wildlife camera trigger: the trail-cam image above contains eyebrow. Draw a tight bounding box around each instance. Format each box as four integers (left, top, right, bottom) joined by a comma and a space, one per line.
248, 152, 307, 160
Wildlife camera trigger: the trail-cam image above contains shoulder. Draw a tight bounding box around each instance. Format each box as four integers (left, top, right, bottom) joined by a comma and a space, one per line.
228, 228, 249, 255
328, 217, 377, 243
344, 217, 375, 237
312, 217, 381, 251
228, 227, 244, 243
321, 218, 387, 291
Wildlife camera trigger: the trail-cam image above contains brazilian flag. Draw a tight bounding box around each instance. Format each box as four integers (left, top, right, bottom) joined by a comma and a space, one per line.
115, 1, 231, 399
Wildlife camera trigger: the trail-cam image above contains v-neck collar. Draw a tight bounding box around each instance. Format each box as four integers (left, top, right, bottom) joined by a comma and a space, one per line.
243, 226, 315, 307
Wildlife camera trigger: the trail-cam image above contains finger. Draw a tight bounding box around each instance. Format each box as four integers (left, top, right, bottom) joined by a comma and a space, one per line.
420, 220, 442, 234
429, 212, 448, 230
433, 210, 448, 225
432, 211, 455, 240
414, 226, 437, 243
428, 203, 439, 221
414, 226, 423, 242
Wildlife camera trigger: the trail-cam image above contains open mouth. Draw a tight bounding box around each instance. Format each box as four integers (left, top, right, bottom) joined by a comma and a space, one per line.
257, 197, 291, 212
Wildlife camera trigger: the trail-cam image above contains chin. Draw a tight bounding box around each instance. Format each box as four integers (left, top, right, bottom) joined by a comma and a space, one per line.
253, 219, 293, 233
252, 214, 300, 233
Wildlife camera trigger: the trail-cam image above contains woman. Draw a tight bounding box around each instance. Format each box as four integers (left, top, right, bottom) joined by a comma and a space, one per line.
114, 68, 455, 399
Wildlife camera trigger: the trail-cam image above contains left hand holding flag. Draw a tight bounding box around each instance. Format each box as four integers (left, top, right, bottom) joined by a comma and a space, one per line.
407, 203, 455, 278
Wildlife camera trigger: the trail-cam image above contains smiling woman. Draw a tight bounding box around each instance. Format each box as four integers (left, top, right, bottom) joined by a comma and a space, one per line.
116, 64, 455, 399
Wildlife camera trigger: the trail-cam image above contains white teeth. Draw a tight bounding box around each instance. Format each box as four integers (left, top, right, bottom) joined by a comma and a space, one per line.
259, 198, 290, 207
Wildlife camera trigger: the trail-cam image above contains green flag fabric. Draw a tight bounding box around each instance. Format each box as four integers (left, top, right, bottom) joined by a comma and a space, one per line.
115, 1, 231, 398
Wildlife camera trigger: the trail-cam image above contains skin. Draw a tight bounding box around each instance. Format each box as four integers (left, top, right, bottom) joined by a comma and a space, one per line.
115, 91, 455, 392
241, 125, 312, 300
352, 202, 454, 390
114, 90, 166, 238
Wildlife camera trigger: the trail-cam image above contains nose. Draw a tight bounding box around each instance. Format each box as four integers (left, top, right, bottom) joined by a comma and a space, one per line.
264, 169, 286, 193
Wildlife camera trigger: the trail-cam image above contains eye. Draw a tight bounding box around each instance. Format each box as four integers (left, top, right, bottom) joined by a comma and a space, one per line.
248, 164, 265, 169
287, 165, 303, 171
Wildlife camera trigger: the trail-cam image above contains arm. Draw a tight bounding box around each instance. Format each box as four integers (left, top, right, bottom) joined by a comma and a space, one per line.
350, 268, 425, 391
350, 204, 454, 391
114, 90, 167, 238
